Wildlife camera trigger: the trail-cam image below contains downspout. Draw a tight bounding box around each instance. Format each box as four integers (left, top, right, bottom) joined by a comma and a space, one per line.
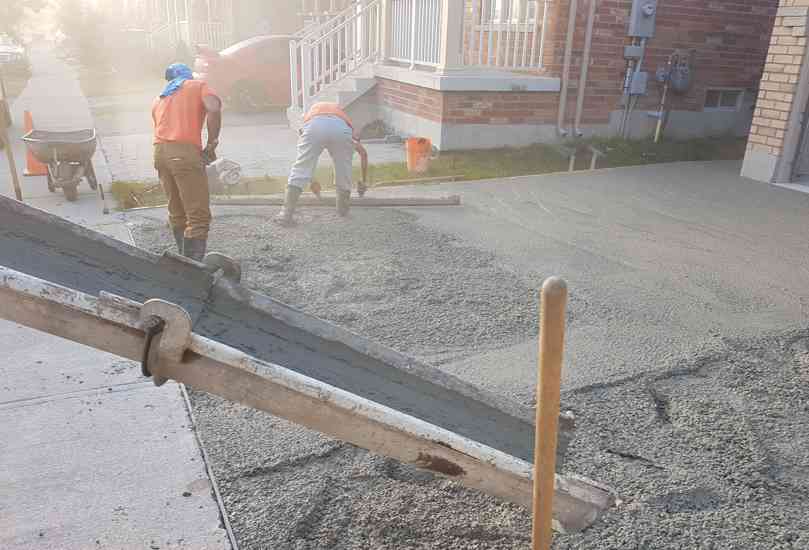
573, 0, 597, 137
557, 0, 579, 136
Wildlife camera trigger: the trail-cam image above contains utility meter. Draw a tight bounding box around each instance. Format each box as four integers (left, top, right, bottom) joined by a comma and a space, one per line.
628, 0, 658, 38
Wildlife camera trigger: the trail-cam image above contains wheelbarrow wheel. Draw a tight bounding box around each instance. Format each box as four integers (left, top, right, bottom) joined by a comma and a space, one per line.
46, 173, 56, 193
63, 184, 79, 202
85, 162, 98, 190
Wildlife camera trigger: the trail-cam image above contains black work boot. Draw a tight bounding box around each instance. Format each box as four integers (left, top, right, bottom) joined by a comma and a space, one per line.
172, 227, 185, 255
183, 237, 207, 262
336, 190, 351, 217
275, 185, 302, 226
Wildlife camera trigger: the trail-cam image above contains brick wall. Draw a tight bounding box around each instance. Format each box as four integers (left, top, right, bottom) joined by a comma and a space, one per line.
442, 91, 559, 124
380, 0, 777, 130
377, 78, 560, 125
376, 79, 444, 122
747, 3, 809, 158
549, 0, 779, 124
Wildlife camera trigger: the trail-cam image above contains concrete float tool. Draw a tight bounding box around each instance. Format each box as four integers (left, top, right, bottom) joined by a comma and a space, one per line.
0, 195, 614, 533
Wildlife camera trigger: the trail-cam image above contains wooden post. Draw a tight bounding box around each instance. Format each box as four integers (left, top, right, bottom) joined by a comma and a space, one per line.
0, 68, 23, 201
532, 277, 567, 550
438, 0, 465, 73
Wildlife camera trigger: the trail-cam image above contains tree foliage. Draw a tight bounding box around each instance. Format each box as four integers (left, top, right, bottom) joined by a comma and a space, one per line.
0, 0, 47, 37
54, 0, 109, 67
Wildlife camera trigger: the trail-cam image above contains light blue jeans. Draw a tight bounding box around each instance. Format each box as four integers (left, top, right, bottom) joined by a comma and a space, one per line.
288, 115, 354, 192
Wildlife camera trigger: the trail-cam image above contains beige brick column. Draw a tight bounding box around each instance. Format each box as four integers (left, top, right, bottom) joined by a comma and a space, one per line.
742, 2, 809, 183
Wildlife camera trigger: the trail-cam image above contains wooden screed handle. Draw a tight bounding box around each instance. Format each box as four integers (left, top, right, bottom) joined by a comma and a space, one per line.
532, 277, 568, 550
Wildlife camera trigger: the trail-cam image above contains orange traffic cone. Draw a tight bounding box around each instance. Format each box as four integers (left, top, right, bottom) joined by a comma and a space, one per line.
24, 110, 48, 176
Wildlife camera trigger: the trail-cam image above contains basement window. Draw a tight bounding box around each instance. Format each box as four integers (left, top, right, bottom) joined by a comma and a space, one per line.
704, 89, 743, 112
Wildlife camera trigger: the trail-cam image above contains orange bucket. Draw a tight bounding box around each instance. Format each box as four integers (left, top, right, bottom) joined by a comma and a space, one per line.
406, 137, 432, 173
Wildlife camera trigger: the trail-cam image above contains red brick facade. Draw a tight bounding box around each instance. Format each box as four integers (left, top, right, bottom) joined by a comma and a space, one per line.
377, 0, 778, 129
376, 79, 444, 122
376, 79, 560, 125
564, 0, 779, 123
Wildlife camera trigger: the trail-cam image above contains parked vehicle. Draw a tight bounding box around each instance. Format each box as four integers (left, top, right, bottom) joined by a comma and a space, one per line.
193, 35, 292, 112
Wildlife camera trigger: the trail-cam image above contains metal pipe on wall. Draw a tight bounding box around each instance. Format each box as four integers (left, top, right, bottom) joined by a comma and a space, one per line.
573, 0, 597, 137
557, 0, 578, 136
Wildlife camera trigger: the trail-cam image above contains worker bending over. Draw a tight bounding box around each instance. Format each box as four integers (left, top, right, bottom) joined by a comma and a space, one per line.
277, 102, 368, 225
152, 63, 222, 260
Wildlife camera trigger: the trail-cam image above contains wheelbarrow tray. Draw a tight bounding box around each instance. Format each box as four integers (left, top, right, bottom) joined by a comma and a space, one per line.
22, 128, 97, 164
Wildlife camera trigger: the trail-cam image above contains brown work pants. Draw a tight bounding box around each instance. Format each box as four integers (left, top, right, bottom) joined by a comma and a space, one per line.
154, 142, 211, 240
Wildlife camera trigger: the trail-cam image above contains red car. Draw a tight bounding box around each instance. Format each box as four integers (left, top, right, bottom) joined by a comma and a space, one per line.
194, 35, 292, 112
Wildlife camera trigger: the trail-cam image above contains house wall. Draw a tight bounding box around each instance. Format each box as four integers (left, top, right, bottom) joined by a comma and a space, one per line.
368, 78, 560, 149
741, 2, 809, 183
371, 0, 778, 150
552, 0, 778, 135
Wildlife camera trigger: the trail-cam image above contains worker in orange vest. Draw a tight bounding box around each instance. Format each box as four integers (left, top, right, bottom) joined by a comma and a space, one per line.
152, 63, 222, 260
277, 102, 368, 225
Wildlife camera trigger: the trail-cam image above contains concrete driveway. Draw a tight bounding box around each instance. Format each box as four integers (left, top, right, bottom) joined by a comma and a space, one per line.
127, 159, 809, 549
396, 160, 809, 394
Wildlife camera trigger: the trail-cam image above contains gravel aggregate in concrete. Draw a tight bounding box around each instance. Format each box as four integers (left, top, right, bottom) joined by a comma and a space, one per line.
131, 206, 809, 550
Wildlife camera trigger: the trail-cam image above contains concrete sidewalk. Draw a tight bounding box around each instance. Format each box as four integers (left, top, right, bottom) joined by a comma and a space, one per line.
88, 87, 406, 183
1, 44, 229, 549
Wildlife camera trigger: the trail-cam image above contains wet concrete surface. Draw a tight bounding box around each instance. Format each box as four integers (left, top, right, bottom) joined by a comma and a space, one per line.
0, 195, 545, 467
127, 161, 809, 548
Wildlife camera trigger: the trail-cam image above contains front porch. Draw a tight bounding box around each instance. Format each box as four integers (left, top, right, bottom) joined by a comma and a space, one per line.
289, 0, 564, 150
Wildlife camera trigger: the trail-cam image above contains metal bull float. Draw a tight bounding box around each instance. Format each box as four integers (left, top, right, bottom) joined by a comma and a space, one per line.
0, 195, 614, 533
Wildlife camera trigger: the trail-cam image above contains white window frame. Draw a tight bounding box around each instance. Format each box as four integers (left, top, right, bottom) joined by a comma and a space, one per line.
703, 88, 744, 113
476, 0, 539, 31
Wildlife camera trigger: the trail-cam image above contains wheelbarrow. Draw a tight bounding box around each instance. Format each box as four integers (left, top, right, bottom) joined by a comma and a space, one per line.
22, 128, 100, 202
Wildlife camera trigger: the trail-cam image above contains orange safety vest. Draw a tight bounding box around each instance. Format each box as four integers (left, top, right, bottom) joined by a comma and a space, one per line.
303, 102, 354, 129
152, 80, 219, 150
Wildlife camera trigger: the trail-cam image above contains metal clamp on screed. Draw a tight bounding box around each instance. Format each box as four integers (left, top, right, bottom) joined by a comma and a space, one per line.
139, 300, 193, 387
141, 316, 165, 379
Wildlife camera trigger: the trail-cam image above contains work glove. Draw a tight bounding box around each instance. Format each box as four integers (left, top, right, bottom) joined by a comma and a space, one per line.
357, 181, 368, 198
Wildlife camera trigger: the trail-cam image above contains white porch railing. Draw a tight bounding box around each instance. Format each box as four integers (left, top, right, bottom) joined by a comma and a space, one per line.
464, 0, 549, 70
294, 1, 362, 40
389, 0, 443, 68
290, 0, 382, 111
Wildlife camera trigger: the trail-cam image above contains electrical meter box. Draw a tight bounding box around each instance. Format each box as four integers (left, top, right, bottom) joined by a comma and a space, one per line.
629, 71, 649, 95
628, 0, 658, 38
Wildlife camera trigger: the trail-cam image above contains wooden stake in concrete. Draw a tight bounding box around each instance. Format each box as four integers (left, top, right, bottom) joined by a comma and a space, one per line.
532, 277, 568, 550
0, 68, 22, 201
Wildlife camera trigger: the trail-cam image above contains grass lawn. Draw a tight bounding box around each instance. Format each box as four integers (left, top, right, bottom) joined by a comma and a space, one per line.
110, 136, 747, 210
